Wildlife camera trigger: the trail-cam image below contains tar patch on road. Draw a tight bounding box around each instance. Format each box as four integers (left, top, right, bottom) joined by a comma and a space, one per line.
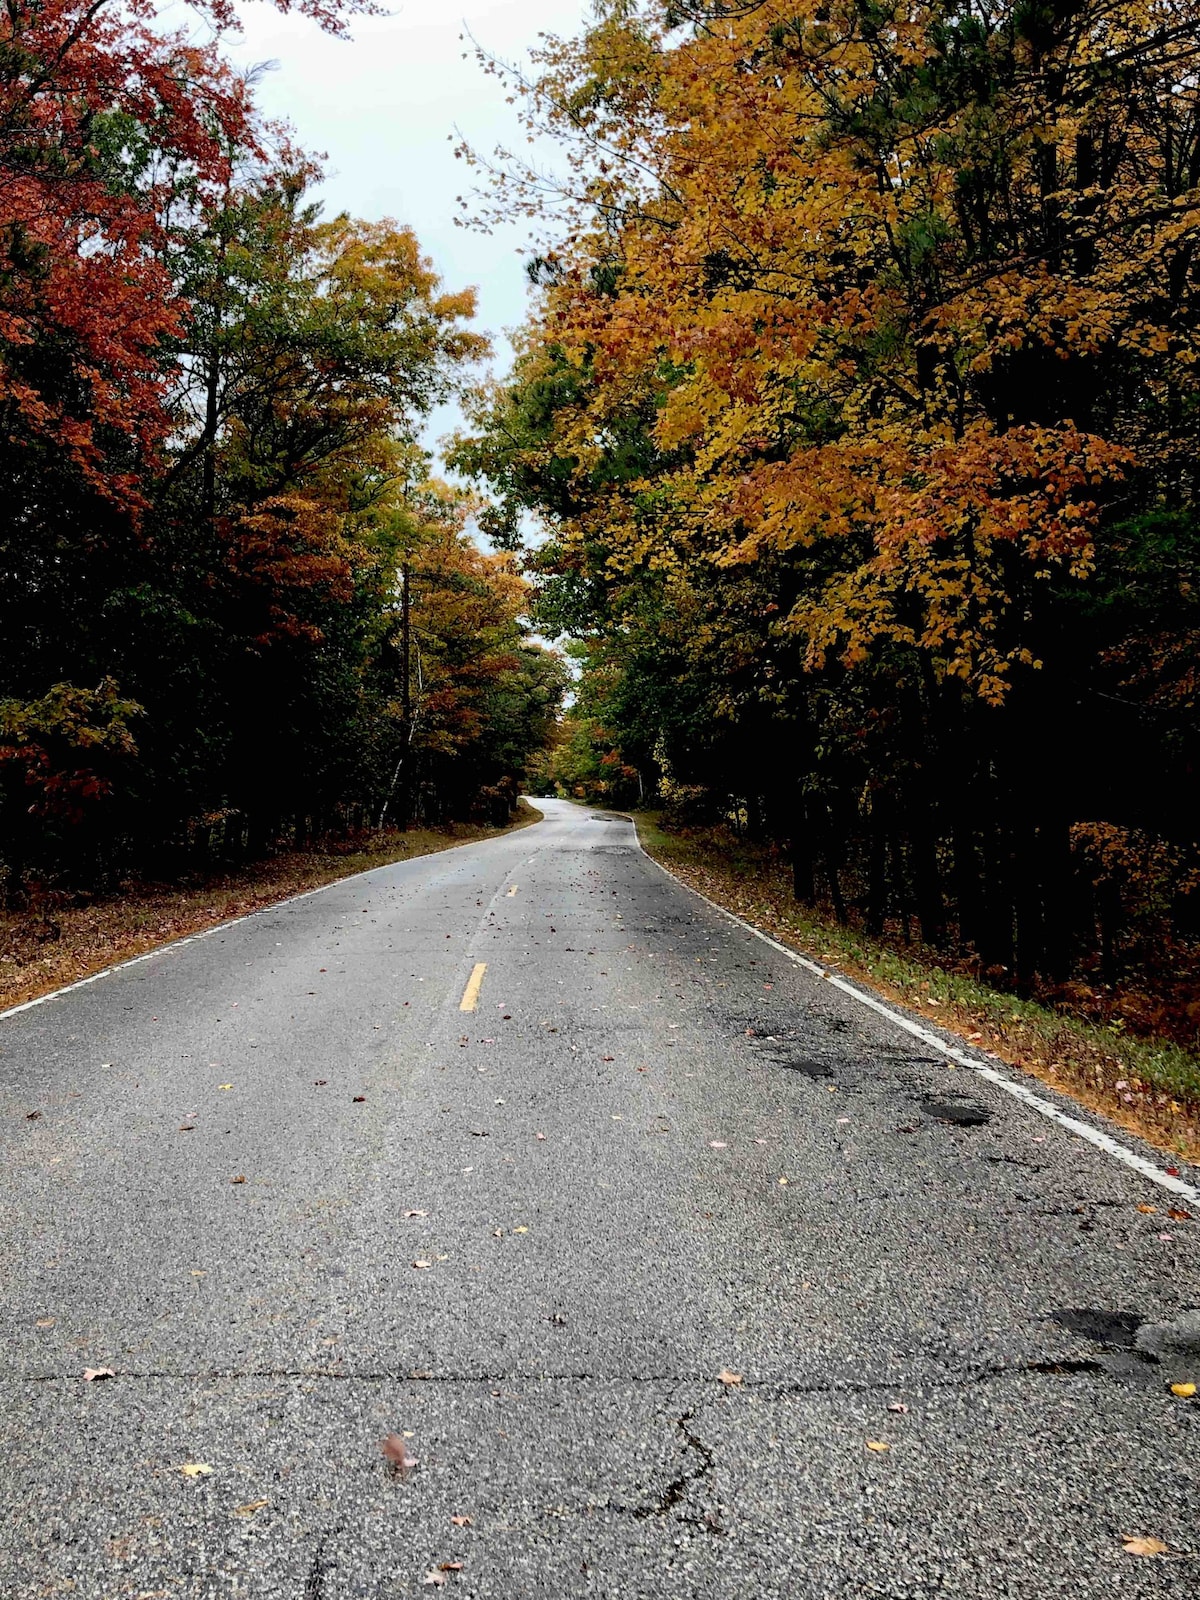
918, 1095, 992, 1128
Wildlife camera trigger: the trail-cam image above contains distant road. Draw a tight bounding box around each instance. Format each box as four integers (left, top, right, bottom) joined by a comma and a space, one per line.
1, 799, 1195, 1598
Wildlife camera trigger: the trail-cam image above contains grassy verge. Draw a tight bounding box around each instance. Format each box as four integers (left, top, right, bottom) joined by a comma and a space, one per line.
0, 801, 543, 1015
635, 812, 1200, 1168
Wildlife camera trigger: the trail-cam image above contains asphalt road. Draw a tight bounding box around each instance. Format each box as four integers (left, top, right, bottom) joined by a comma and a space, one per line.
1, 798, 1197, 1599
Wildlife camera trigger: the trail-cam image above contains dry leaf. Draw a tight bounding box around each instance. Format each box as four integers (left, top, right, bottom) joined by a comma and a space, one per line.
380, 1434, 418, 1477
36, 1317, 55, 1328
405, 1209, 429, 1218
233, 1499, 268, 1518
83, 1367, 115, 1382
887, 1402, 909, 1413
450, 1515, 472, 1527
1170, 1382, 1196, 1398
179, 1463, 212, 1478
865, 1440, 890, 1453
352, 1096, 366, 1103
1168, 1208, 1191, 1221
717, 1368, 743, 1387
423, 1572, 447, 1587
513, 1225, 528, 1234
1136, 1203, 1157, 1214
412, 1259, 432, 1269
218, 1084, 233, 1091
708, 1140, 728, 1149
230, 1175, 246, 1185
439, 1563, 464, 1573
1122, 1537, 1167, 1556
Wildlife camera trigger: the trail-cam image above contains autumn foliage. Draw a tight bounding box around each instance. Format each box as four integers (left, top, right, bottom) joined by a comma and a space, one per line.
0, 0, 565, 895
454, 0, 1200, 1040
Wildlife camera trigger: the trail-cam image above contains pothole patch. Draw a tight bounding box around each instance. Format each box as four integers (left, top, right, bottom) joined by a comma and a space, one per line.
918, 1095, 991, 1128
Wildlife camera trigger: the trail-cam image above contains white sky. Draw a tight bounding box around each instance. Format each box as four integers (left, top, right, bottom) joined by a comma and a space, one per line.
226, 0, 590, 460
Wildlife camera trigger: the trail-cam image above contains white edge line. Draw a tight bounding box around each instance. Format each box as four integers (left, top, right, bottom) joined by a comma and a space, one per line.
0, 815, 547, 1029
628, 817, 1200, 1205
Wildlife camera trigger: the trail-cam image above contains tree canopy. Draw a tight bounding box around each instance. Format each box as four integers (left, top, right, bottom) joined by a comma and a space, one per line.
453, 0, 1200, 1032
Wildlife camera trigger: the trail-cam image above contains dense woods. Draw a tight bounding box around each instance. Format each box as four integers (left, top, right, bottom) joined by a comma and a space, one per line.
454, 0, 1200, 1040
0, 0, 565, 899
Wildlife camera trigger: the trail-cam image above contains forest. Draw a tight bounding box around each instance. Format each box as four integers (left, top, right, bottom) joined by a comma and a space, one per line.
453, 0, 1200, 1044
0, 0, 566, 902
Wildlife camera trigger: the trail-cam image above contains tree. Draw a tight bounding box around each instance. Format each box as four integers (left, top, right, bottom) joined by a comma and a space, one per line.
455, 0, 1200, 1019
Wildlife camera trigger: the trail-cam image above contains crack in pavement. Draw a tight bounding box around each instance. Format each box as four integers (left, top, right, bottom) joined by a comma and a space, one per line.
15, 1362, 1151, 1390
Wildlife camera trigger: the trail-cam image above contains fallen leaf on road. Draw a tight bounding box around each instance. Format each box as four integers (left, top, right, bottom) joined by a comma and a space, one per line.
865, 1440, 890, 1453
36, 1317, 55, 1327
26, 1110, 41, 1120
423, 1574, 447, 1588
179, 1463, 212, 1478
405, 1210, 429, 1219
1122, 1537, 1167, 1556
469, 1129, 488, 1138
1137, 1203, 1157, 1214
708, 1141, 728, 1149
887, 1402, 909, 1413
1170, 1382, 1196, 1397
439, 1563, 464, 1573
493, 1228, 503, 1237
83, 1368, 115, 1382
352, 1096, 366, 1103
602, 1056, 614, 1062
535, 1132, 546, 1140
451, 1515, 472, 1527
178, 1125, 195, 1132
380, 1434, 418, 1477
778, 1177, 789, 1186
234, 1499, 268, 1518
218, 1084, 233, 1091
230, 1175, 246, 1185
1168, 1208, 1191, 1221
513, 1225, 528, 1234
412, 1260, 433, 1270
314, 1080, 328, 1086
717, 1369, 743, 1387
1166, 1167, 1181, 1176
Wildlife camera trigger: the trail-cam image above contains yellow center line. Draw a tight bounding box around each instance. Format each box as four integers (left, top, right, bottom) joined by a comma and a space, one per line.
459, 963, 488, 1012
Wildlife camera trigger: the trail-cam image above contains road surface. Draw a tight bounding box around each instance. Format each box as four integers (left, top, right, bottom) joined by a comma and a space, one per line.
1, 799, 1196, 1598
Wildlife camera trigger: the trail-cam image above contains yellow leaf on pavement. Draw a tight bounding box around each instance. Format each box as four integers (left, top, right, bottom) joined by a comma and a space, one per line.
179, 1463, 212, 1478
1122, 1537, 1168, 1556
1170, 1382, 1196, 1398
866, 1440, 890, 1453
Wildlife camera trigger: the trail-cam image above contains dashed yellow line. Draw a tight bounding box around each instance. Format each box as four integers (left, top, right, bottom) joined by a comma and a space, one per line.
459, 963, 488, 1012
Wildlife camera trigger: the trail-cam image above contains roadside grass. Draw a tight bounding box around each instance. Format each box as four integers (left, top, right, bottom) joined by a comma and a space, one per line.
635, 812, 1200, 1168
0, 801, 543, 1016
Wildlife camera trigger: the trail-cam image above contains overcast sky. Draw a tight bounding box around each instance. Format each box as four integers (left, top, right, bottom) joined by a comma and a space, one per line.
226, 0, 590, 460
